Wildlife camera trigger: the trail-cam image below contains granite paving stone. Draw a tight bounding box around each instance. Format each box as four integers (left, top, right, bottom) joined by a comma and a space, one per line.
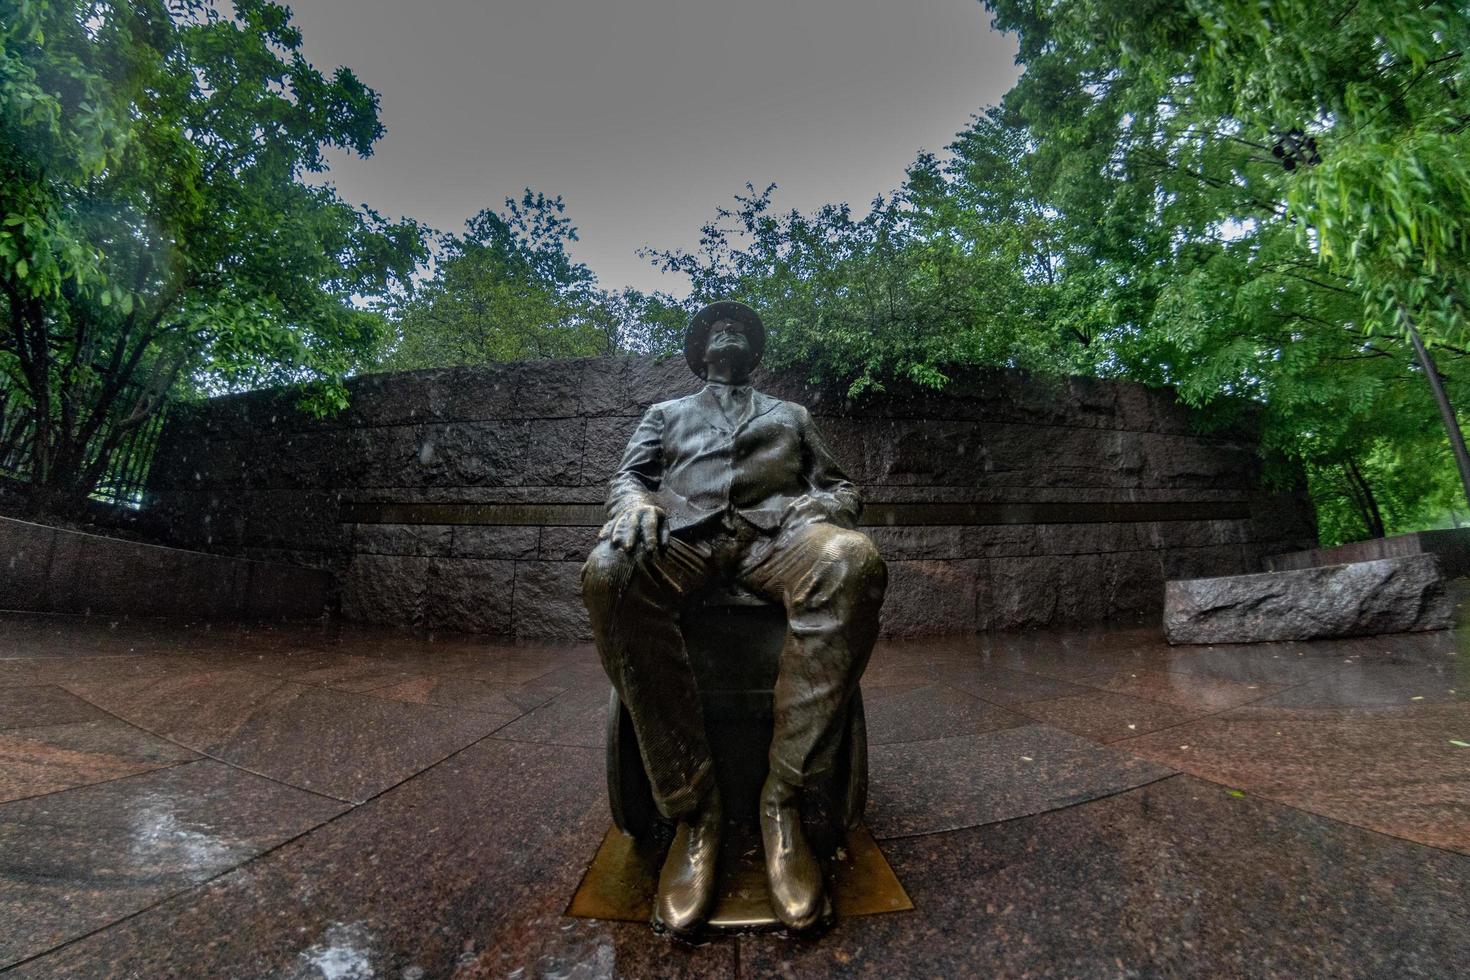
736, 775, 1470, 978
3, 613, 1468, 976
1018, 688, 1204, 742
494, 684, 610, 748
1090, 667, 1283, 711
928, 661, 1094, 705
866, 724, 1175, 838
0, 685, 108, 730
0, 654, 211, 689
5, 739, 735, 980
287, 654, 431, 693
1157, 640, 1370, 686
0, 717, 199, 803
863, 683, 1028, 745
1120, 700, 1470, 853
0, 760, 348, 969
358, 673, 562, 719
1241, 660, 1467, 711
62, 670, 509, 803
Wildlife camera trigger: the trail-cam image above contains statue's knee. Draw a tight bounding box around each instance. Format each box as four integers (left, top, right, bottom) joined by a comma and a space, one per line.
828, 530, 887, 597
581, 541, 636, 604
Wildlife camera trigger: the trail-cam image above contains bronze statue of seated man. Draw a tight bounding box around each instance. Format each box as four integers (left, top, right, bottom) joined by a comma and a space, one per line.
581, 300, 888, 935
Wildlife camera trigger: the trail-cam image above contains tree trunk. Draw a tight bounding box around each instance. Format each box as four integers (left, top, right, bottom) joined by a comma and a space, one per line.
1406, 310, 1470, 511
1342, 456, 1387, 538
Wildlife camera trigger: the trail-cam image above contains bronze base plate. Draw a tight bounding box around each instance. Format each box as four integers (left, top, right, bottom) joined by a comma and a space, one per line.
567, 822, 912, 931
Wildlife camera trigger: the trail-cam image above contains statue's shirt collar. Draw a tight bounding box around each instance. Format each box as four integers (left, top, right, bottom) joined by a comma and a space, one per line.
702, 382, 754, 428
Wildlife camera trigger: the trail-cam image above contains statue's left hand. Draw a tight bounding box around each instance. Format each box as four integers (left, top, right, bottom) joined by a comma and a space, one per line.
601, 502, 669, 554
779, 494, 834, 532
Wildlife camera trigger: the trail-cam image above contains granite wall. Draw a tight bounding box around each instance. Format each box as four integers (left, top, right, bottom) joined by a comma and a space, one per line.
144, 356, 1317, 637
0, 515, 329, 620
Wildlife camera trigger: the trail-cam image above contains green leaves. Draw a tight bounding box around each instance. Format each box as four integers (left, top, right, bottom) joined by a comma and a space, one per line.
381, 191, 675, 371
0, 0, 426, 508
982, 0, 1470, 538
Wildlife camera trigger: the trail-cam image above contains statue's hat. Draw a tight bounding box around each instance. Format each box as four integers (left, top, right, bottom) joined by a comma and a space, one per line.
684, 300, 766, 378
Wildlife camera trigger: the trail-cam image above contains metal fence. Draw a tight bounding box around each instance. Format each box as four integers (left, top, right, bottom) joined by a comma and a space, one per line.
0, 384, 170, 509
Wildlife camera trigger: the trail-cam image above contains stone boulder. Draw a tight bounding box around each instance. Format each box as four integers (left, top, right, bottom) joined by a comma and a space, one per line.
1163, 554, 1454, 645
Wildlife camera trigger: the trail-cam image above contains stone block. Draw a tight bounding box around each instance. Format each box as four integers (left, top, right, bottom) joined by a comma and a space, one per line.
241, 560, 330, 620
344, 369, 452, 425
353, 523, 453, 557
623, 356, 700, 413
1103, 550, 1166, 620
339, 423, 425, 488
168, 552, 247, 618
435, 364, 519, 420
581, 417, 641, 486
145, 490, 245, 551
1160, 544, 1261, 582
1143, 432, 1259, 489
987, 558, 1070, 628
1149, 520, 1225, 550
880, 559, 982, 636
512, 357, 625, 419
258, 430, 340, 490
511, 560, 592, 640
1164, 555, 1454, 644
0, 517, 54, 611
523, 418, 587, 486
449, 525, 540, 560
539, 526, 600, 561
808, 416, 871, 483
243, 491, 347, 553
45, 529, 189, 616
1036, 522, 1153, 556
867, 526, 968, 561
865, 525, 1038, 562
426, 558, 514, 634
410, 421, 530, 487
340, 554, 430, 626
862, 419, 989, 486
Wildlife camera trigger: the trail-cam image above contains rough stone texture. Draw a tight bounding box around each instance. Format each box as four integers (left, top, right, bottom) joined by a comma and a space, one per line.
449, 525, 539, 560
1164, 555, 1454, 644
0, 515, 326, 620
883, 560, 983, 636
0, 517, 53, 610
340, 554, 430, 627
352, 523, 452, 557
145, 356, 1319, 637
512, 561, 593, 640
425, 559, 514, 634
538, 526, 601, 561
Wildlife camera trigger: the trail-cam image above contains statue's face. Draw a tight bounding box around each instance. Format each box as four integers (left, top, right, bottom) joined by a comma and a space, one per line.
703, 317, 753, 375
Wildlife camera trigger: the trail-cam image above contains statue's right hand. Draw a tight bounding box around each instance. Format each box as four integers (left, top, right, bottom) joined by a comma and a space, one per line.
601, 503, 668, 553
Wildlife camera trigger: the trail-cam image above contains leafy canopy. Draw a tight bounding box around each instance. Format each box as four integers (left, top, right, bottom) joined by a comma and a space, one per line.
0, 0, 424, 507
381, 189, 686, 372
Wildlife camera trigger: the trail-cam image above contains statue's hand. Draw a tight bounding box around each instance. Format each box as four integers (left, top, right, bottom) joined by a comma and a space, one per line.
779, 494, 834, 532
601, 502, 668, 553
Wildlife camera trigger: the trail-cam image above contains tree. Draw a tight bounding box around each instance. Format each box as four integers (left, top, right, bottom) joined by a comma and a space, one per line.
643, 144, 1058, 399
984, 0, 1470, 532
382, 190, 685, 370
0, 0, 425, 512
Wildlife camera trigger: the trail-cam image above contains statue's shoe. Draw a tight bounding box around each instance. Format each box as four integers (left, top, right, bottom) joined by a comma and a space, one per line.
652, 793, 723, 937
759, 776, 828, 931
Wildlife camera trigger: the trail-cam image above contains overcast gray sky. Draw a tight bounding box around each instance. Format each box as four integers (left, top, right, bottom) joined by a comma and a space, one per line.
282, 0, 1020, 296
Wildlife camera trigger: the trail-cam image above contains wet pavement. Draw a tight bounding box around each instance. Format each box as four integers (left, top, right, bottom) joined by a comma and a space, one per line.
0, 614, 1466, 978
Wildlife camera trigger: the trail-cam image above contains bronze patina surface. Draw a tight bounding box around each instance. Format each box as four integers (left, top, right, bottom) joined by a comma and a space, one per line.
579, 300, 893, 935
568, 823, 913, 930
